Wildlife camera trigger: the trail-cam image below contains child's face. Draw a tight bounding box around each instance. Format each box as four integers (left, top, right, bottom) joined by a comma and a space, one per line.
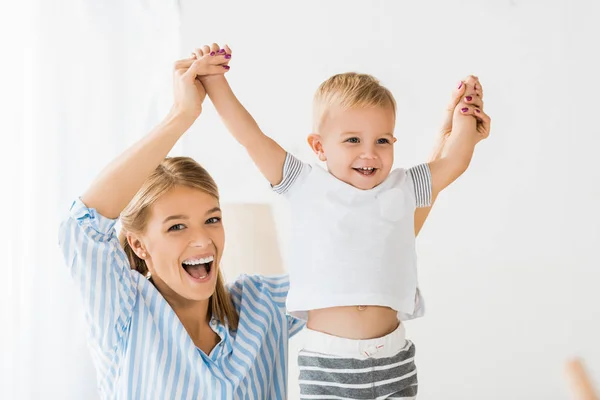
309, 105, 396, 190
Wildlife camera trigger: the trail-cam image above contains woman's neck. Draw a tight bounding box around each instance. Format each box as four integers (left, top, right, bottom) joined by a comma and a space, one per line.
164, 292, 221, 355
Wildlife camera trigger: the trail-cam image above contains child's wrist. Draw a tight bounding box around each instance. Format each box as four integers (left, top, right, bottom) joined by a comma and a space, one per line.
200, 74, 227, 85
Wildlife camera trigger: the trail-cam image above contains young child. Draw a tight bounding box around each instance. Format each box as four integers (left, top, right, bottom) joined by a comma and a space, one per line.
193, 44, 490, 399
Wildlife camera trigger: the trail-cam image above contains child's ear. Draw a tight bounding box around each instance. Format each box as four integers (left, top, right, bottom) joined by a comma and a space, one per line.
307, 134, 327, 162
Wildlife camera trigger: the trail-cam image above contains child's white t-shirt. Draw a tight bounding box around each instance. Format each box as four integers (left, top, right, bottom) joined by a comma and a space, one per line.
272, 153, 433, 322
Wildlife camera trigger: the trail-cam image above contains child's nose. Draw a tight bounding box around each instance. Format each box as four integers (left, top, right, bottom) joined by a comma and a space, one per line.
360, 145, 378, 159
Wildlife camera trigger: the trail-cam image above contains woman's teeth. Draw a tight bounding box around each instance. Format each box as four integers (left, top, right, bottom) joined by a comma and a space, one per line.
182, 255, 214, 266
182, 256, 214, 280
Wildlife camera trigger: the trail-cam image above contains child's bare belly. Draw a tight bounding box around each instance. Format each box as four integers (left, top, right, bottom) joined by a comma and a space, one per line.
307, 306, 399, 340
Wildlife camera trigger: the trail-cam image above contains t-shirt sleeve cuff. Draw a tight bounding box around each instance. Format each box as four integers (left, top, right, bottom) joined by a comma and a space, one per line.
271, 153, 308, 195
407, 163, 433, 208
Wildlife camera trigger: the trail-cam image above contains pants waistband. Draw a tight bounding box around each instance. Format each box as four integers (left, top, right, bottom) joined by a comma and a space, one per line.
301, 323, 408, 359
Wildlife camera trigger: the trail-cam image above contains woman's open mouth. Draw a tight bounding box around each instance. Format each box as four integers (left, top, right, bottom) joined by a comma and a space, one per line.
182, 255, 214, 281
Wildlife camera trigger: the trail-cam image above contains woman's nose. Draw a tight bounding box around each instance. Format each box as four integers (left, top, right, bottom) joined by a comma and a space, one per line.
189, 231, 212, 248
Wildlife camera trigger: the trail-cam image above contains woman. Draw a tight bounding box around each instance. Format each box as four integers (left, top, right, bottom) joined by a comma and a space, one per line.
58, 48, 483, 399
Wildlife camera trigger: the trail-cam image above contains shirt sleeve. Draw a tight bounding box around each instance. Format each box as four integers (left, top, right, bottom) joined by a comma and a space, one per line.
258, 274, 306, 338
58, 198, 137, 353
271, 153, 311, 195
407, 163, 433, 208
287, 314, 306, 338
228, 274, 306, 338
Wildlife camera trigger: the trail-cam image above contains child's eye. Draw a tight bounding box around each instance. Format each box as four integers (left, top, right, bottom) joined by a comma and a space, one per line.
345, 137, 360, 144
206, 217, 222, 224
168, 224, 186, 232
377, 138, 391, 144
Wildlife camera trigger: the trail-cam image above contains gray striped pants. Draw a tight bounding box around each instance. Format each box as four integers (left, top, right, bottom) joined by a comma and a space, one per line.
298, 336, 418, 399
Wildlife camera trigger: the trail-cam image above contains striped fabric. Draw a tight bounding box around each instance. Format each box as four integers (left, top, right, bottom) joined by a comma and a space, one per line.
58, 198, 305, 399
298, 342, 418, 400
273, 153, 432, 209
272, 152, 309, 195
406, 164, 432, 208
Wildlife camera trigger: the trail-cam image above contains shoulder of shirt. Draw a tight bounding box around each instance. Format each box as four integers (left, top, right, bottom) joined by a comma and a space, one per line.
382, 167, 411, 187
229, 273, 289, 292
228, 274, 290, 310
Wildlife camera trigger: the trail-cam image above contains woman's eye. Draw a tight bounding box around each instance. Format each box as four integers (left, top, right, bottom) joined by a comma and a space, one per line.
206, 217, 222, 224
168, 224, 186, 232
345, 137, 359, 143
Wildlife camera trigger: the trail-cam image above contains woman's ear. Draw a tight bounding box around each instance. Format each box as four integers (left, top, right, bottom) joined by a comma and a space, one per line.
307, 134, 327, 162
127, 232, 147, 259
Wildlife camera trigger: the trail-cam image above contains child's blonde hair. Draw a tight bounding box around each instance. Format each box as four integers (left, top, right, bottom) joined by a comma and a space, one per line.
312, 72, 396, 132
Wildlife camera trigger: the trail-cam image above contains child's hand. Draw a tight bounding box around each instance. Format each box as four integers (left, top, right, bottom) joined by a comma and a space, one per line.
430, 76, 488, 161
191, 43, 232, 83
452, 76, 491, 142
440, 76, 484, 138
171, 47, 230, 119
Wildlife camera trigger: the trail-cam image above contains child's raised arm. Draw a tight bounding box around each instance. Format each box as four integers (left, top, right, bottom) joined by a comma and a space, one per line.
193, 44, 288, 187
414, 76, 486, 236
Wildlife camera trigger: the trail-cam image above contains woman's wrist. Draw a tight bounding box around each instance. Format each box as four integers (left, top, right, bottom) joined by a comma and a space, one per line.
167, 106, 200, 129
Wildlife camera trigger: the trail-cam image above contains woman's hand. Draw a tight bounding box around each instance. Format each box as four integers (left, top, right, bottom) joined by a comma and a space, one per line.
171, 51, 230, 120
452, 76, 491, 143
191, 43, 232, 85
430, 75, 490, 160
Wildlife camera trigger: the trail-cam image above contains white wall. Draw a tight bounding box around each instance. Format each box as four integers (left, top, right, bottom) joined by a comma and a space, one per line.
180, 0, 600, 398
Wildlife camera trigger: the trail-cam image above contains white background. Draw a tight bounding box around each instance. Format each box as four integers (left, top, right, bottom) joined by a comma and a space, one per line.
2, 0, 598, 399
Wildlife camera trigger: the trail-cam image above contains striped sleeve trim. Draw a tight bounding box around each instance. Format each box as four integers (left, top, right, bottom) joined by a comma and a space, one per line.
407, 163, 432, 208
271, 153, 306, 195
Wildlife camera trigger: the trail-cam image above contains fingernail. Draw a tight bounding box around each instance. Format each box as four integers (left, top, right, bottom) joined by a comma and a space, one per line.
218, 49, 225, 54
210, 51, 215, 56
458, 81, 463, 89
223, 65, 230, 70
465, 96, 472, 101
475, 109, 480, 113
224, 54, 231, 59
461, 107, 469, 113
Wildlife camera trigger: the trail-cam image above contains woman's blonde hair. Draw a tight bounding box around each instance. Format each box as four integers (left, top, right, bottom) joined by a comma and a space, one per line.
118, 156, 239, 330
313, 72, 396, 131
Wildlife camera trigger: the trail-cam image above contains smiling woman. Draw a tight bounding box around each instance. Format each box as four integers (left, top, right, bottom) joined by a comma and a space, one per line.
117, 159, 239, 346
57, 50, 305, 399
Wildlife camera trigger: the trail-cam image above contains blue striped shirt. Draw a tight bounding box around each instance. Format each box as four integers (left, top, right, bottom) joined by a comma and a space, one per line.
58, 198, 305, 399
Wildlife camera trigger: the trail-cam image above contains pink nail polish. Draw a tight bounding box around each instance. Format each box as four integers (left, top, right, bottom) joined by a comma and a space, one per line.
475, 109, 480, 113
466, 96, 472, 101
223, 65, 230, 70
224, 54, 231, 59
461, 107, 468, 113
210, 51, 215, 56
458, 81, 463, 89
